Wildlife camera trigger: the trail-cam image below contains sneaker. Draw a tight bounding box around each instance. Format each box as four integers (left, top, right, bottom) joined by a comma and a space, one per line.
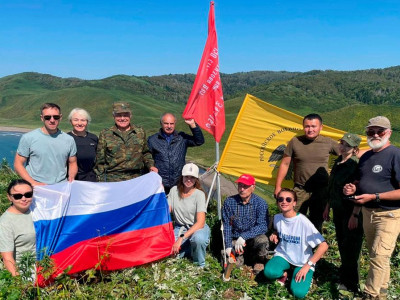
252, 263, 264, 275
276, 272, 287, 286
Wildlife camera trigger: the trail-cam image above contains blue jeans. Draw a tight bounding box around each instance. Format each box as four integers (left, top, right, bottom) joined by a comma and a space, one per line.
173, 224, 210, 267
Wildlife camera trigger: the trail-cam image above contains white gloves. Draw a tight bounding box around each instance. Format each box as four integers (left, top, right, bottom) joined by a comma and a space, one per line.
225, 247, 232, 256
235, 237, 246, 254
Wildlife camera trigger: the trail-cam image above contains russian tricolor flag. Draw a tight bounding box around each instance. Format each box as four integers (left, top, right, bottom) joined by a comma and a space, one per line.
31, 172, 174, 284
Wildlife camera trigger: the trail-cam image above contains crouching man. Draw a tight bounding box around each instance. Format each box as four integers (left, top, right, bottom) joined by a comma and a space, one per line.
222, 174, 269, 274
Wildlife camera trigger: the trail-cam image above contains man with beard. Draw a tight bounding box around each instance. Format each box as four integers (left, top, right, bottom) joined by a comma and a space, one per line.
344, 116, 400, 300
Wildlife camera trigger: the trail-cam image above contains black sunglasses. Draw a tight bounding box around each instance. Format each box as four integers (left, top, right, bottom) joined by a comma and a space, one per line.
10, 192, 33, 200
277, 196, 293, 203
366, 128, 387, 137
43, 115, 61, 121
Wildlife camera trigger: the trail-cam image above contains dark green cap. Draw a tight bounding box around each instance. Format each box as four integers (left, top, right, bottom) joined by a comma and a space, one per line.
341, 133, 361, 147
113, 102, 131, 114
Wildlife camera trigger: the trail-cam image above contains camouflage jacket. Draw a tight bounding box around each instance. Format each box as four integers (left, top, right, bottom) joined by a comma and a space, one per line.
94, 124, 154, 182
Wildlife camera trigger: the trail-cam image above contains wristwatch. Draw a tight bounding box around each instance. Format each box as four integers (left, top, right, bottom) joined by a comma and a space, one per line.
307, 260, 315, 268
353, 213, 360, 218
179, 234, 185, 239
375, 193, 380, 203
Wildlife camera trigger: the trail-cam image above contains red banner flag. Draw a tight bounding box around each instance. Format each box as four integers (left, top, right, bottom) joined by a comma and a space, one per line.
182, 1, 225, 142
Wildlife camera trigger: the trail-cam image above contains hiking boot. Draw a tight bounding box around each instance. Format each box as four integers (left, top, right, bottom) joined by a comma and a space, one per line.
276, 272, 288, 286
252, 263, 264, 275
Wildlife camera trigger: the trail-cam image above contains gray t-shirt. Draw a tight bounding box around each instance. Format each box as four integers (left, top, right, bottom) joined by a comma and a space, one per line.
0, 210, 36, 262
17, 128, 77, 184
168, 186, 207, 227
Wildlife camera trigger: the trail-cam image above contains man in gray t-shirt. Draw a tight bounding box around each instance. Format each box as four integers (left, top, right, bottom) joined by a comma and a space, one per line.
14, 103, 77, 185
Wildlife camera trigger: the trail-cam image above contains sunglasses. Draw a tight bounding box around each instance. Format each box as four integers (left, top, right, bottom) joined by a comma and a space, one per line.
43, 115, 61, 121
366, 128, 387, 137
10, 192, 33, 200
277, 196, 293, 203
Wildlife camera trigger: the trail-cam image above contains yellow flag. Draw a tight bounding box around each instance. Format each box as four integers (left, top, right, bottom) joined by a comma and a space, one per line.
217, 94, 368, 186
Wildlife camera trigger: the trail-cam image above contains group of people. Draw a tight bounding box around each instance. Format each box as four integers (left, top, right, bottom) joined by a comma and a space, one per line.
1, 101, 399, 300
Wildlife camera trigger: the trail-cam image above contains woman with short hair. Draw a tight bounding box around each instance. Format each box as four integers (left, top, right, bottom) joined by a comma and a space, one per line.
67, 108, 98, 181
168, 163, 210, 267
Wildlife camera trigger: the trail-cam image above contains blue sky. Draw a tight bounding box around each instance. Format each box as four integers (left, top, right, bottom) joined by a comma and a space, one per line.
0, 0, 399, 79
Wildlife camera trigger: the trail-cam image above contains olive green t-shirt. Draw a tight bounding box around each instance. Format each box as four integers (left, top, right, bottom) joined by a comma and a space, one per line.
0, 210, 36, 262
284, 135, 339, 189
168, 187, 207, 227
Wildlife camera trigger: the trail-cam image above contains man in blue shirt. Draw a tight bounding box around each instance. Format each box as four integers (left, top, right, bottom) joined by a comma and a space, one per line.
222, 174, 269, 273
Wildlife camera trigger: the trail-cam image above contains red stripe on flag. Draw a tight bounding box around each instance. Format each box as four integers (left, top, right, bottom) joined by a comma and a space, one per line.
36, 222, 174, 286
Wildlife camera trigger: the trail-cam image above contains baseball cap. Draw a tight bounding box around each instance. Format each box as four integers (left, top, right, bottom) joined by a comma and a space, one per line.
182, 163, 199, 178
366, 116, 391, 129
113, 102, 131, 114
235, 174, 255, 185
341, 133, 361, 148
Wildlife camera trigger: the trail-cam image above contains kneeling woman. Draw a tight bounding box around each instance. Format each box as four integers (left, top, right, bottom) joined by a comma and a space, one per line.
0, 179, 36, 276
264, 188, 328, 299
168, 163, 210, 267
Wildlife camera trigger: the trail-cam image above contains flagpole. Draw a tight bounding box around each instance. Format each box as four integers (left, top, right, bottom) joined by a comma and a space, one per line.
216, 141, 222, 220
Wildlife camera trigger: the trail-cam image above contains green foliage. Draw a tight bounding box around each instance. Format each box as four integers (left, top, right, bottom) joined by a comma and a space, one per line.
2, 67, 400, 167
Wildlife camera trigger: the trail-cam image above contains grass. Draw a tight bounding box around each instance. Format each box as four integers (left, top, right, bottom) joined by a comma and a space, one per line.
1, 164, 400, 299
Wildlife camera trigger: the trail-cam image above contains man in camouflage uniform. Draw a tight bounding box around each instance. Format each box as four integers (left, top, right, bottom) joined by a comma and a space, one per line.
95, 102, 157, 182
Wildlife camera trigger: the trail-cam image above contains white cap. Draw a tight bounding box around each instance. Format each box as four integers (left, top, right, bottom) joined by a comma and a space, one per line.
182, 163, 199, 178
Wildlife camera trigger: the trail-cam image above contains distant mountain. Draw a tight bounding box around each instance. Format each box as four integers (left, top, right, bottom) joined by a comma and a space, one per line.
1, 67, 400, 165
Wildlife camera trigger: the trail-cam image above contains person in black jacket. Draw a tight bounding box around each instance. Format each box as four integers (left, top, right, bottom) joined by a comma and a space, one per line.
148, 113, 204, 194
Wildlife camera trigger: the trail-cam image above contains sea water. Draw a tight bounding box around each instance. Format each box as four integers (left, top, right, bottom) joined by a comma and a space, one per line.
0, 131, 23, 168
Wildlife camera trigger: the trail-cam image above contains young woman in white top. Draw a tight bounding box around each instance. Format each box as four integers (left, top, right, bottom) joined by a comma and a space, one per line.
264, 188, 328, 299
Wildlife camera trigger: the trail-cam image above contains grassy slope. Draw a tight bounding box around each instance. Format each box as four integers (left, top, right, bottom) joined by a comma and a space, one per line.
0, 165, 400, 299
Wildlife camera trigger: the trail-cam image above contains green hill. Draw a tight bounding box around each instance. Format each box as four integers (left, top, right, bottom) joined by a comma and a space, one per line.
1, 67, 400, 166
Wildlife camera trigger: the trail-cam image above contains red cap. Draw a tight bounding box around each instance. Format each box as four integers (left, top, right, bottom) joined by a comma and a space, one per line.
235, 174, 255, 185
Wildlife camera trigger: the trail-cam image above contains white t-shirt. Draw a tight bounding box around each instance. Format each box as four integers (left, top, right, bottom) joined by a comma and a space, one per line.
168, 186, 206, 227
273, 213, 324, 269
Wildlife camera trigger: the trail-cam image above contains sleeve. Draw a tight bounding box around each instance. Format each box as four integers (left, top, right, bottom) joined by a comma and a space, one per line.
182, 125, 205, 147
16, 133, 30, 158
0, 220, 15, 253
283, 138, 294, 157
392, 149, 400, 182
222, 198, 234, 248
94, 130, 107, 178
147, 135, 154, 153
141, 131, 155, 169
240, 197, 268, 240
195, 190, 207, 213
331, 138, 340, 155
304, 217, 325, 248
69, 136, 77, 157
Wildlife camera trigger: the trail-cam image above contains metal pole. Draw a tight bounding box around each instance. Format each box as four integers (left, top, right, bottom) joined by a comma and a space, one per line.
216, 142, 221, 220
